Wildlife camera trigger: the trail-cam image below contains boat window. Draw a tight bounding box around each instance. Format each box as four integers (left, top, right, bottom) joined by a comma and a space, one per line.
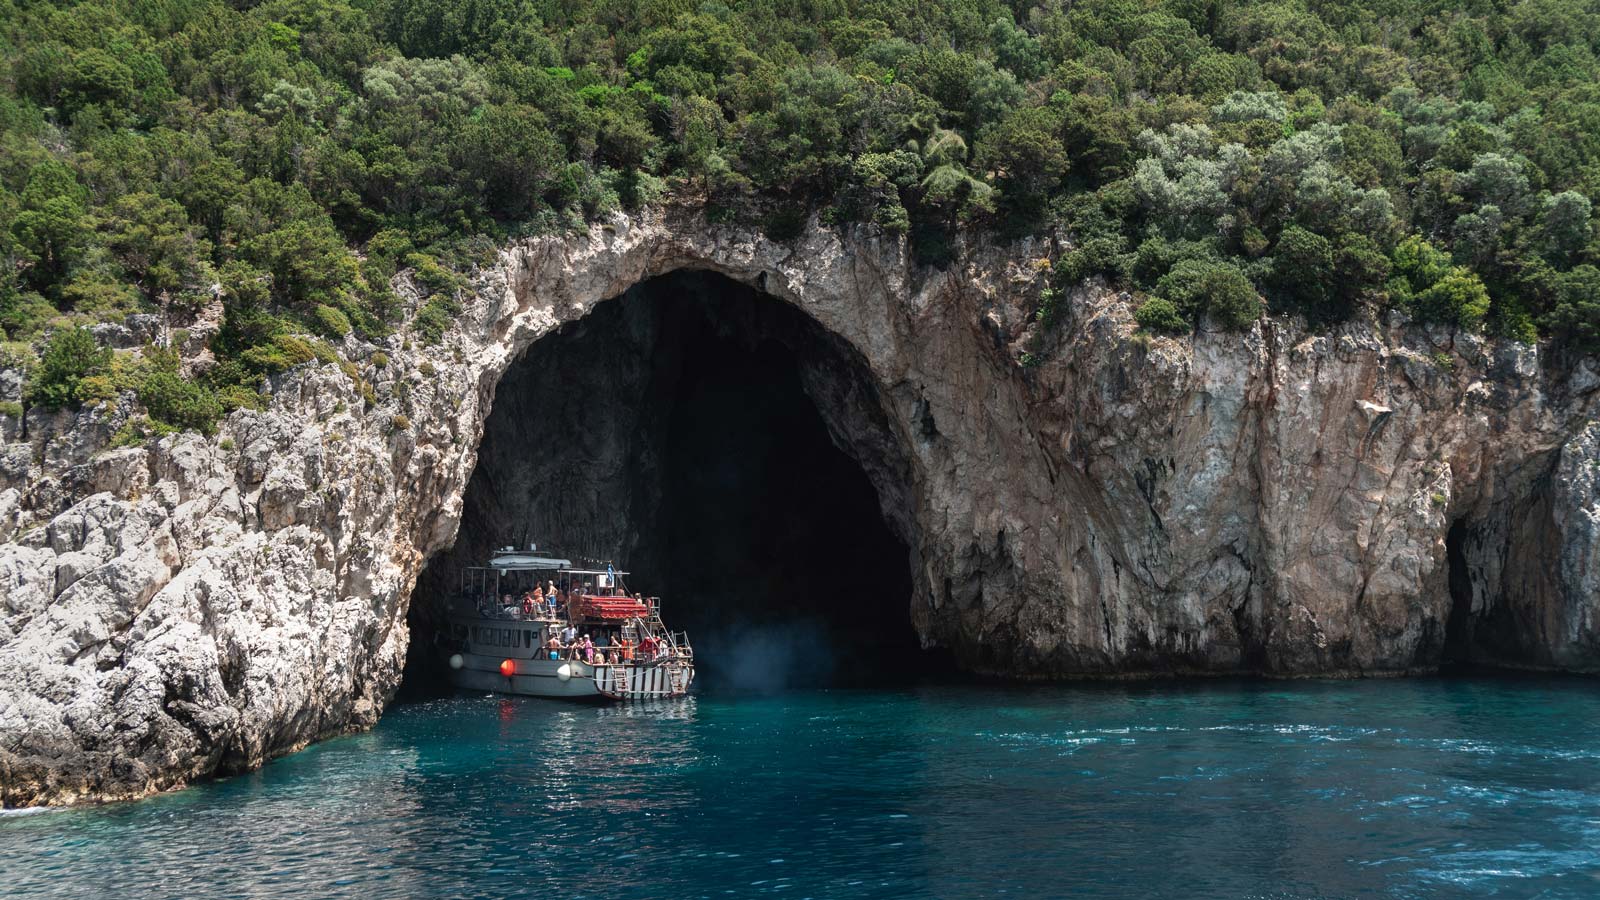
524, 630, 532, 648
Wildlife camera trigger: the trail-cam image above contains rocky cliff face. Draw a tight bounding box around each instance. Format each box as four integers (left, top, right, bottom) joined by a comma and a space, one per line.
2, 208, 1597, 806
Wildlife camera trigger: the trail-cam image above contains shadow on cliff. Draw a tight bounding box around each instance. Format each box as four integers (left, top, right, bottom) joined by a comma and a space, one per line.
399, 271, 955, 701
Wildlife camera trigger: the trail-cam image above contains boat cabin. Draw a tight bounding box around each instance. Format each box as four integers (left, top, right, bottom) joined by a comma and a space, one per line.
453, 547, 688, 658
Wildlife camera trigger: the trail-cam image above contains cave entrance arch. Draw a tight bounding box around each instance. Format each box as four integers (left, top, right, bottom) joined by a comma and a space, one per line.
406, 270, 942, 693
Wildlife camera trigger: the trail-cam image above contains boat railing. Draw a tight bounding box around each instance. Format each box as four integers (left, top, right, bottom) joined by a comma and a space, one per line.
458, 604, 565, 623
456, 597, 672, 625
532, 649, 692, 665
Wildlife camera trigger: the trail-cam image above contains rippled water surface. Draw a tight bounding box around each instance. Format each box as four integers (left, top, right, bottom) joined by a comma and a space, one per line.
4, 678, 1600, 898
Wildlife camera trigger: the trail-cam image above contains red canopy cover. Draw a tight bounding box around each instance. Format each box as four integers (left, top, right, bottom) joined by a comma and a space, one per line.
578, 595, 649, 620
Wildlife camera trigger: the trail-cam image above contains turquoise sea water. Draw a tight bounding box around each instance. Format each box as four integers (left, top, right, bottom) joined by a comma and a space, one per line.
3, 678, 1599, 899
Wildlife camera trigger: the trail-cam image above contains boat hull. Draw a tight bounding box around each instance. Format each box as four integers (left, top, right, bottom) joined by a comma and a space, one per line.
449, 651, 606, 698
443, 612, 693, 700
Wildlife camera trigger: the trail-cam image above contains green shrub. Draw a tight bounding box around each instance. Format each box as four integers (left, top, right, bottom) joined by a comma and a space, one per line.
390, 414, 411, 432
140, 368, 223, 435
1266, 227, 1337, 322
0, 291, 58, 340
1489, 297, 1540, 344
1134, 297, 1190, 334
1392, 235, 1453, 292
311, 304, 352, 339
109, 416, 175, 449
1205, 267, 1264, 331
1054, 236, 1127, 286
240, 334, 317, 373
365, 230, 415, 281
215, 384, 266, 412
1541, 265, 1600, 351
26, 326, 111, 409
1155, 259, 1261, 331
0, 341, 39, 372
406, 253, 465, 297
370, 351, 389, 369
0, 400, 22, 419
1129, 237, 1216, 291
414, 296, 459, 345
75, 373, 119, 405
1033, 288, 1061, 331
1413, 268, 1491, 330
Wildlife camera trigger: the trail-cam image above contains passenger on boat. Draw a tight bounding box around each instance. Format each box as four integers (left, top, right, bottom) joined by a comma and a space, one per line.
520, 590, 538, 617
606, 648, 620, 664
581, 635, 597, 663
562, 623, 578, 646
545, 632, 561, 659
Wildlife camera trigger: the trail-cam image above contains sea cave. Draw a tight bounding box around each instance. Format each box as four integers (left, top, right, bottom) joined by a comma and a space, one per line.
406, 270, 949, 693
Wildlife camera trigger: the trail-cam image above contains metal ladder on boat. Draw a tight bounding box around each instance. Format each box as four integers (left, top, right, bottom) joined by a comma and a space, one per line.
610, 665, 629, 694
642, 599, 667, 633
669, 665, 687, 695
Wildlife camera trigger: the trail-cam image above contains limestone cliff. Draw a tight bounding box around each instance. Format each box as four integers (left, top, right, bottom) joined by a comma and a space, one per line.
1, 209, 1597, 806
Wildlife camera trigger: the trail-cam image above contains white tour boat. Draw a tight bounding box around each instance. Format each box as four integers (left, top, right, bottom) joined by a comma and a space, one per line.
441, 546, 695, 701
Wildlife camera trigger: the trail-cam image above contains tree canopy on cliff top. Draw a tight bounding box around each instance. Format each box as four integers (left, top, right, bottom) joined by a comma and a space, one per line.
1, 0, 1599, 423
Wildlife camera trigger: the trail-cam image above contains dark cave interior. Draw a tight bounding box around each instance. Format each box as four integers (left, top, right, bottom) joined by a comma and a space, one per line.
403, 271, 946, 696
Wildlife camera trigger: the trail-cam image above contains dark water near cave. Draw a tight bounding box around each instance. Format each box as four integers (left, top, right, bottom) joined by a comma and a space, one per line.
4, 679, 1600, 899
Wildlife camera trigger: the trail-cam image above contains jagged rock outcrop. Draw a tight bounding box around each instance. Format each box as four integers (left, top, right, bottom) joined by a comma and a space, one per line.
1, 208, 1597, 806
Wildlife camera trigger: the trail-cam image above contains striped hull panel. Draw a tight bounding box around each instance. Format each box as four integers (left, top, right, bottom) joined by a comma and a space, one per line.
592, 663, 695, 700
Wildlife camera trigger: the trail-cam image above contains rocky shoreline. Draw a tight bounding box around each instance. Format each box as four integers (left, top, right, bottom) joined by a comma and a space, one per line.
2, 208, 1597, 806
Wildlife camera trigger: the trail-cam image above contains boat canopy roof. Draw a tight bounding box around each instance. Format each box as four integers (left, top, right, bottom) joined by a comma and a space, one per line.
480, 549, 629, 575
488, 550, 572, 570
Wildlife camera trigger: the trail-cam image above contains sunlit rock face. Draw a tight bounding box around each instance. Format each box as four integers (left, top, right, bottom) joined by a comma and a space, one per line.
1, 206, 1597, 806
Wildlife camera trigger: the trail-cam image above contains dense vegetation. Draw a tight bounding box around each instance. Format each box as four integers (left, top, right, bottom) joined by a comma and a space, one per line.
2, 0, 1599, 430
